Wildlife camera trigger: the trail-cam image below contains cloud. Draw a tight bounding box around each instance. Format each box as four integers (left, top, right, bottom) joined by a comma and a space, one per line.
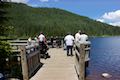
102, 10, 120, 21
39, 0, 49, 2
97, 10, 120, 26
96, 19, 105, 23
109, 22, 120, 26
11, 0, 29, 3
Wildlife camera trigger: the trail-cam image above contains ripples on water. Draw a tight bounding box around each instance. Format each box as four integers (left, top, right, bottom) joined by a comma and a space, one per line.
86, 37, 120, 80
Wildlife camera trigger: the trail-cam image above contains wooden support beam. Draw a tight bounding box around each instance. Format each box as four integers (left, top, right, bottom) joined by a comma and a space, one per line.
79, 44, 85, 80
20, 46, 29, 80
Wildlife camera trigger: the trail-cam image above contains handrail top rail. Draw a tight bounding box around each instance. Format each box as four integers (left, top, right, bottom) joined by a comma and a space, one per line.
75, 41, 91, 44
10, 41, 39, 51
8, 40, 36, 43
10, 43, 28, 46
75, 41, 91, 48
26, 44, 39, 50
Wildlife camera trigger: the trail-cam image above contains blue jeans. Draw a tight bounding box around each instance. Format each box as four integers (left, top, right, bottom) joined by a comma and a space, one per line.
66, 46, 73, 56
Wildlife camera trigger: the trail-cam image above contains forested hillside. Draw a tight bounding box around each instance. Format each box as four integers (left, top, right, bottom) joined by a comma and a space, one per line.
5, 3, 120, 38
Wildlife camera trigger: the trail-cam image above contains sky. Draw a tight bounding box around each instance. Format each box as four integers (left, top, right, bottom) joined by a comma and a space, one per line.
10, 0, 120, 26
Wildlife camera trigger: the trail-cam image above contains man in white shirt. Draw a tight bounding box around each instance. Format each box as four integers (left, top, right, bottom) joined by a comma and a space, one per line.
75, 30, 89, 52
79, 31, 88, 43
64, 33, 74, 56
38, 32, 46, 43
75, 30, 81, 42
74, 30, 81, 52
38, 32, 47, 52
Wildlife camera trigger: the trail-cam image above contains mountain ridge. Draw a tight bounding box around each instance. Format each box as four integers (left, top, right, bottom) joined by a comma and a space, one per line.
5, 2, 120, 38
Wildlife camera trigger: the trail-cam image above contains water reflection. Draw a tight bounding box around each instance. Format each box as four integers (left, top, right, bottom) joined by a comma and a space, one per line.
87, 37, 120, 80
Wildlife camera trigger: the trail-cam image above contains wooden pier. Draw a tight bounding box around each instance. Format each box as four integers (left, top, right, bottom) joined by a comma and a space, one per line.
30, 48, 78, 80
8, 40, 90, 80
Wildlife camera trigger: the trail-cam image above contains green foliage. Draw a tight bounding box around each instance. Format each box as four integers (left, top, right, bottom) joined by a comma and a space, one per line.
4, 3, 120, 38
0, 1, 11, 66
0, 41, 11, 70
0, 41, 22, 79
0, 2, 11, 36
0, 41, 11, 57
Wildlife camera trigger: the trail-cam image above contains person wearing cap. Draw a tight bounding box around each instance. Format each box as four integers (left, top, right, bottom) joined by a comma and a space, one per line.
64, 32, 74, 56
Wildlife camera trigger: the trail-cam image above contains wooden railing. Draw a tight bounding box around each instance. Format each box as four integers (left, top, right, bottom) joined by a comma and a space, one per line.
74, 41, 91, 80
9, 40, 40, 80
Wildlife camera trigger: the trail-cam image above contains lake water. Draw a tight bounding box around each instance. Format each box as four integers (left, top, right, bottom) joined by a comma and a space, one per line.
86, 37, 120, 80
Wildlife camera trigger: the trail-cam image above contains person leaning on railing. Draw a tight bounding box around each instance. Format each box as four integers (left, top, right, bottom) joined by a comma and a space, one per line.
75, 30, 81, 52
75, 30, 89, 52
79, 31, 88, 43
75, 30, 81, 43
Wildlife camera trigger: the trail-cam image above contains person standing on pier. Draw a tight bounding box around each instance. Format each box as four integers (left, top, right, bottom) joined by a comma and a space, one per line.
75, 30, 81, 52
38, 32, 50, 58
50, 36, 54, 48
38, 32, 47, 53
28, 37, 32, 45
75, 30, 81, 43
79, 31, 88, 43
64, 32, 74, 56
38, 32, 46, 45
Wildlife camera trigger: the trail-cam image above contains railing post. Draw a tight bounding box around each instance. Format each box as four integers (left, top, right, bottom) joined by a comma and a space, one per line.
20, 46, 29, 80
79, 44, 85, 80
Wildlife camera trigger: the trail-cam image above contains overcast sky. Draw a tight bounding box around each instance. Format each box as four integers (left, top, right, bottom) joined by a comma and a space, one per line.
10, 0, 120, 26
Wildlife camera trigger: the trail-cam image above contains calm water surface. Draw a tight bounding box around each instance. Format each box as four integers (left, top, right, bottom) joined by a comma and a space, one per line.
86, 37, 120, 80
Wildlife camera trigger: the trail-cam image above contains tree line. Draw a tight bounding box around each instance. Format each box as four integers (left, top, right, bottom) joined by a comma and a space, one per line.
3, 2, 120, 38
